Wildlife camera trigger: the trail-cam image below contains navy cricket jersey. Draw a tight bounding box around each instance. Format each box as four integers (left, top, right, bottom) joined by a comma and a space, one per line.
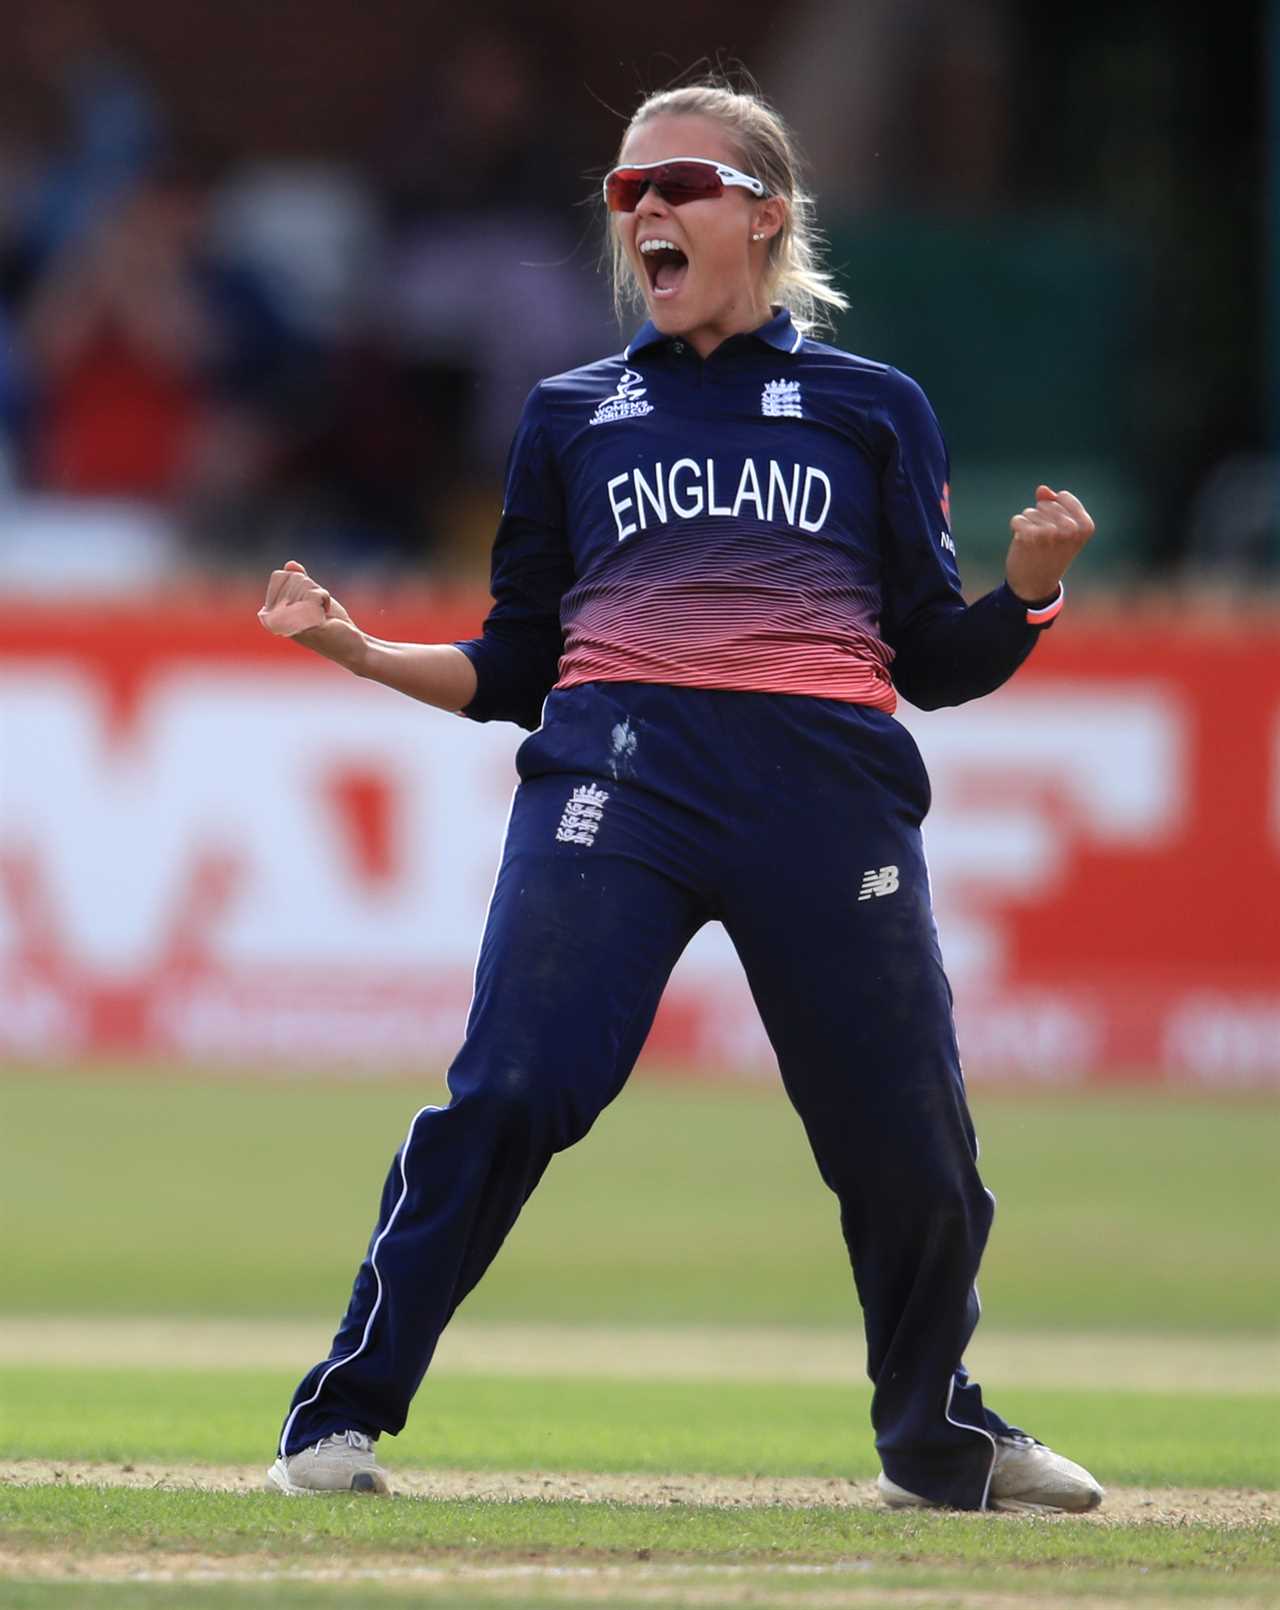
458, 307, 1054, 731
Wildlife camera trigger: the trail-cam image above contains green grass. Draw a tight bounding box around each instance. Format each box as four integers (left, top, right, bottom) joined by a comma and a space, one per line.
1, 1484, 1276, 1610
3, 1487, 1276, 1572
2, 1073, 1277, 1604
1, 1491, 1276, 1610
3, 1368, 1276, 1491
2, 1075, 1277, 1331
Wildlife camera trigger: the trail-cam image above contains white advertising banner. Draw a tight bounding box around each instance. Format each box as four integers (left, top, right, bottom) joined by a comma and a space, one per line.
2, 599, 1277, 1085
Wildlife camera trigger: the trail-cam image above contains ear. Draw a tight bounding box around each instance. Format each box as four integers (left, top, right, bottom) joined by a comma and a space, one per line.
750, 196, 786, 243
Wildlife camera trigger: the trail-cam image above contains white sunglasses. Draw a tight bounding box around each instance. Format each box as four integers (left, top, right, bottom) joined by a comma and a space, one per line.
603, 157, 767, 213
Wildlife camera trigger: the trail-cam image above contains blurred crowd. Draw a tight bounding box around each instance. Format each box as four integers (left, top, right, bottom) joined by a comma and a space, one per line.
0, 1, 1269, 587
0, 4, 615, 581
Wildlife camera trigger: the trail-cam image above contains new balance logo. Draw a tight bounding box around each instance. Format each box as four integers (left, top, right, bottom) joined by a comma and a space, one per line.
940, 530, 956, 555
590, 369, 654, 426
761, 378, 802, 418
556, 783, 610, 846
858, 865, 900, 900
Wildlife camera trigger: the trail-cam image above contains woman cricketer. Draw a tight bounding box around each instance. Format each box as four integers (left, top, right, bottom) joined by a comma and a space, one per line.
258, 82, 1101, 1513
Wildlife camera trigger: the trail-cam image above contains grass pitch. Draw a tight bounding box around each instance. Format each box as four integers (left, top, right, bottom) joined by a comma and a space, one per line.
2, 1487, 1276, 1608
3, 1073, 1276, 1330
2, 1368, 1277, 1489
0, 1071, 1276, 1605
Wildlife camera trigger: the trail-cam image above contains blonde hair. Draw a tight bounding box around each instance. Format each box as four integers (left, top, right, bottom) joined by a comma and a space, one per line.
606, 81, 849, 337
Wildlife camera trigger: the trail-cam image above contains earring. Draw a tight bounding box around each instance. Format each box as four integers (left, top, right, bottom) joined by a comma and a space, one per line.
752, 232, 766, 241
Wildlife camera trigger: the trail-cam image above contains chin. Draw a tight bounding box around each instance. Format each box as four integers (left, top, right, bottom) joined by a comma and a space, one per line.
645, 298, 696, 334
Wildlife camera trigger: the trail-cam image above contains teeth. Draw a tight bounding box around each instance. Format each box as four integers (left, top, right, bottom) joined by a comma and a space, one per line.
640, 239, 679, 254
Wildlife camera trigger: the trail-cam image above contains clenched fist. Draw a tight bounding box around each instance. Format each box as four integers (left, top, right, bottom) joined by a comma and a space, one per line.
258, 560, 353, 639
1005, 486, 1095, 604
255, 560, 476, 709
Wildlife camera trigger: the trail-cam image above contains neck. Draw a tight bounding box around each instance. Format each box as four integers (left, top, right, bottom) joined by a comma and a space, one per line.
681, 295, 774, 359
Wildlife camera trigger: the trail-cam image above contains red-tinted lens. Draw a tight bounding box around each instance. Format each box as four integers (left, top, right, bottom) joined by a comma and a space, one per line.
605, 161, 726, 212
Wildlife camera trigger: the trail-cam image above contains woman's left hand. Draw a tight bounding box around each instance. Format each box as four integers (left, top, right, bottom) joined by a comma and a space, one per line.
1005, 485, 1095, 603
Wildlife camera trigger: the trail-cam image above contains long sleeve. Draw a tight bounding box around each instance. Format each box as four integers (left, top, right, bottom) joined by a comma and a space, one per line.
455, 387, 575, 730
876, 368, 1054, 711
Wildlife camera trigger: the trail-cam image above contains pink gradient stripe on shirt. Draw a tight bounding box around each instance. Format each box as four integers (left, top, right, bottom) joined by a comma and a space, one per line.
555, 522, 898, 713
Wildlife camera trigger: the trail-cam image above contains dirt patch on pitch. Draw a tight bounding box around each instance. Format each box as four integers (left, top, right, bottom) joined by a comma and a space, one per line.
3, 1458, 1274, 1528
5, 1552, 1277, 1610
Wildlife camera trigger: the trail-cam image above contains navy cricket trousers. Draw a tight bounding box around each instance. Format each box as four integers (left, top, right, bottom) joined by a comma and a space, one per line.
280, 683, 1016, 1508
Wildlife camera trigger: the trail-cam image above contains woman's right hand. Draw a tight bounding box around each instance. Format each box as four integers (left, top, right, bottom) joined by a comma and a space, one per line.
258, 560, 365, 671
259, 559, 478, 710
259, 560, 353, 638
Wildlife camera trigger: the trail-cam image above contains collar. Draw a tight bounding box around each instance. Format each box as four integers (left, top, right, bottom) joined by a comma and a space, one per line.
624, 306, 804, 360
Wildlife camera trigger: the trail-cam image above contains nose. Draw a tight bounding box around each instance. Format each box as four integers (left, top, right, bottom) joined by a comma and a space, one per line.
633, 182, 668, 218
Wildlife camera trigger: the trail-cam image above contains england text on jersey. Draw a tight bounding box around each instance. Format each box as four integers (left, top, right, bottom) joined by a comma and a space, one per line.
606, 457, 832, 540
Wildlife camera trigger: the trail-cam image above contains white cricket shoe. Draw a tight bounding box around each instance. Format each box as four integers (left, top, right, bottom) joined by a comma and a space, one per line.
878, 1434, 1104, 1513
266, 1429, 390, 1495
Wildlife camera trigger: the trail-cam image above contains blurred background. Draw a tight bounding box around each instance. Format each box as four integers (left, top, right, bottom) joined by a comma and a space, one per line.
0, 0, 1269, 588
0, 0, 1276, 1092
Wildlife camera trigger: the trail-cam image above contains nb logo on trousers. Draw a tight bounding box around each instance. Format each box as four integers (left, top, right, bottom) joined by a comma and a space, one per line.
858, 865, 900, 900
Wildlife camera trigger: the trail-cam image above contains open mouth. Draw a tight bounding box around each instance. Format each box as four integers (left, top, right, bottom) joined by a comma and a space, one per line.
640, 239, 689, 300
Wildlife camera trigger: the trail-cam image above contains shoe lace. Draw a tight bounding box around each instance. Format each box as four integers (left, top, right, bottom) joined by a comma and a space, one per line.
315, 1429, 374, 1454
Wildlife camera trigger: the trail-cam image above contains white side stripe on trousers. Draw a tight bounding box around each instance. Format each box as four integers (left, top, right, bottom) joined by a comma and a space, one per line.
277, 788, 521, 1459
942, 1189, 1000, 1510
277, 1100, 439, 1458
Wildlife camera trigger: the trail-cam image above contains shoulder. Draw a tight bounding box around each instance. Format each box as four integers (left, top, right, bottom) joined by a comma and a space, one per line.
797, 340, 934, 412
522, 352, 656, 443
790, 339, 944, 447
532, 353, 633, 405
793, 336, 891, 381
505, 354, 621, 430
